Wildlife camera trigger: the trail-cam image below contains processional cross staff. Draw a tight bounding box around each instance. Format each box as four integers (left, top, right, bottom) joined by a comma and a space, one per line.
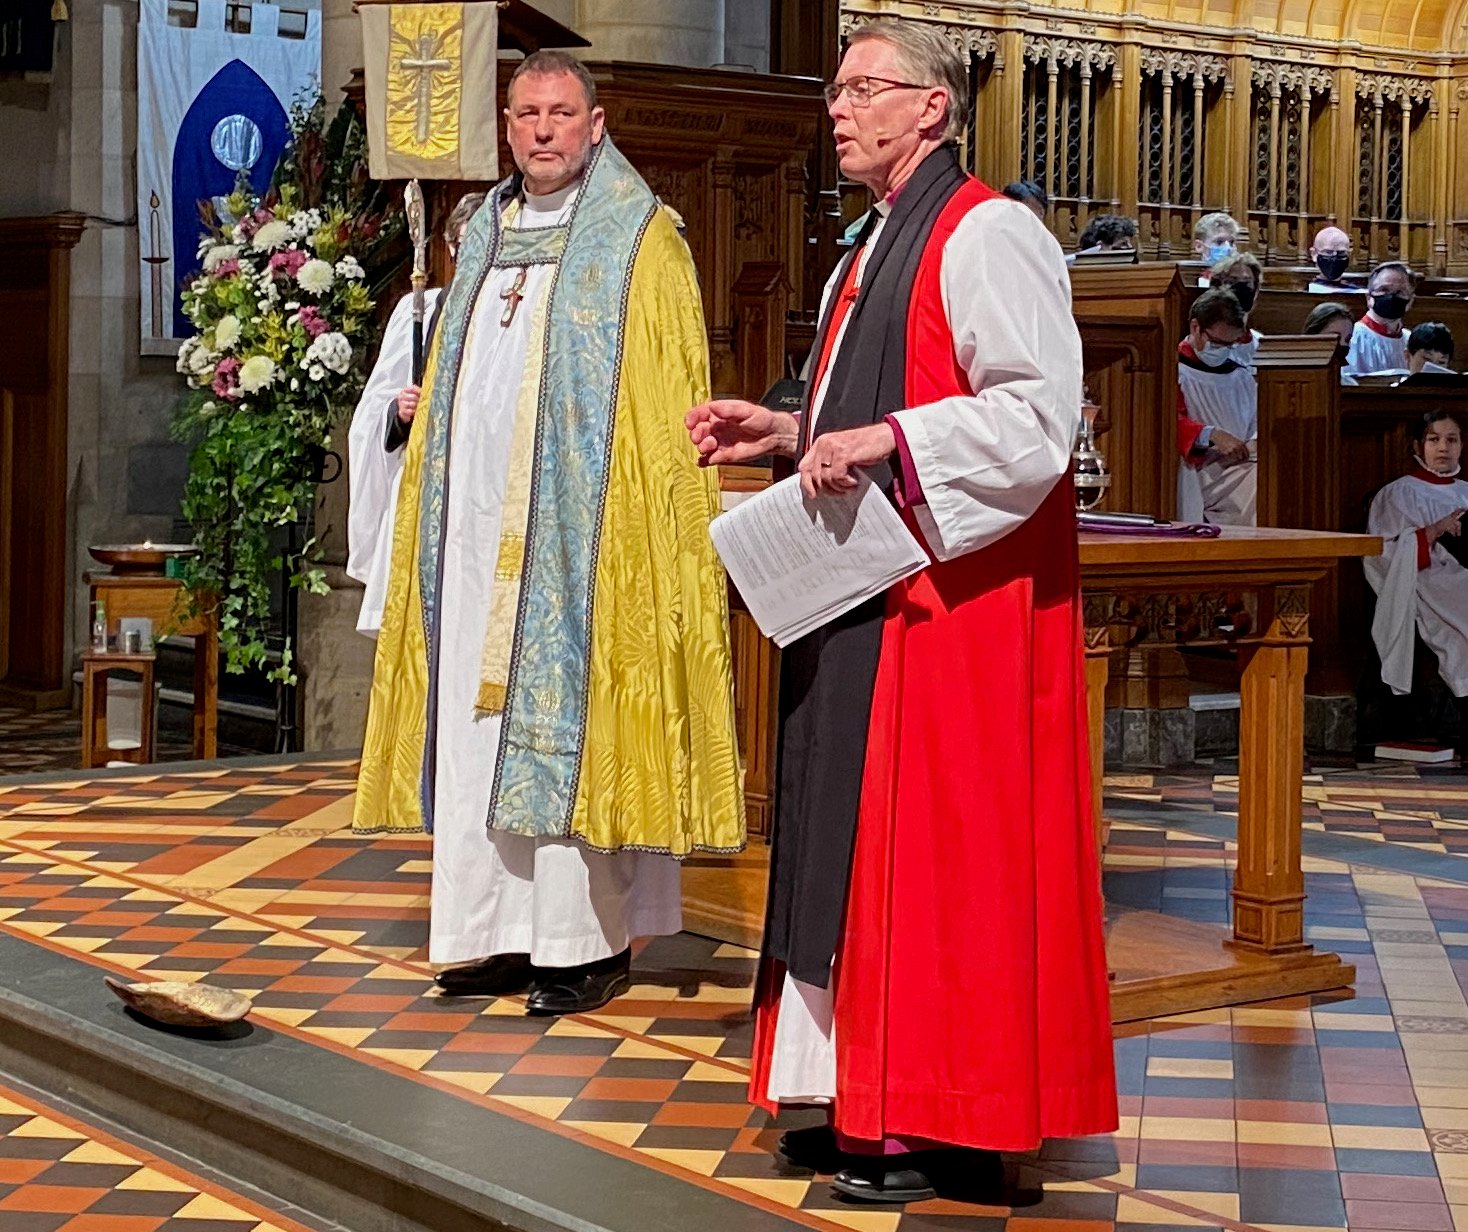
404, 178, 428, 383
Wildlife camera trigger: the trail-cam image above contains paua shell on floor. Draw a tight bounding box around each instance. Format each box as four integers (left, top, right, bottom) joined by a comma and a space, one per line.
104, 977, 251, 1026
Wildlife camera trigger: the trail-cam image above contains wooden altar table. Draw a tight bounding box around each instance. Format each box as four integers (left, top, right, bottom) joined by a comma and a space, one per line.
1081, 526, 1378, 1021
683, 525, 1382, 1024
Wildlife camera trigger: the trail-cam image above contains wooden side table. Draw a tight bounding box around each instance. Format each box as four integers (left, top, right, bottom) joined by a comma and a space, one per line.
81, 652, 157, 768
84, 573, 217, 760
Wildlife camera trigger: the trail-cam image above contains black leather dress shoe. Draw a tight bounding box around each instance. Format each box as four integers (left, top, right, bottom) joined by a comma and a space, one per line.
832, 1150, 969, 1204
433, 953, 535, 997
776, 1123, 844, 1172
525, 948, 632, 1016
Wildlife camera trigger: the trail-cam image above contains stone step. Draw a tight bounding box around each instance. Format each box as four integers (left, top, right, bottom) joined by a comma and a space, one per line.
0, 926, 787, 1232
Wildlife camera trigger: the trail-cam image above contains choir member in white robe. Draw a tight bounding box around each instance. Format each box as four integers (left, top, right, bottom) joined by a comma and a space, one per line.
1408, 322, 1456, 376
346, 287, 439, 635
346, 192, 484, 635
1345, 261, 1416, 378
1176, 288, 1258, 525
1365, 411, 1468, 697
353, 53, 744, 1016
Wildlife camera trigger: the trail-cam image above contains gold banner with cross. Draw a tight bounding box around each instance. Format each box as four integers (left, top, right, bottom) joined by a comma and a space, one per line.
360, 0, 499, 181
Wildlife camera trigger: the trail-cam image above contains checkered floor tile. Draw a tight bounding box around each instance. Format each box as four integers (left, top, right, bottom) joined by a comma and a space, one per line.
1109, 761, 1468, 857
5, 757, 1468, 1229
0, 1077, 316, 1232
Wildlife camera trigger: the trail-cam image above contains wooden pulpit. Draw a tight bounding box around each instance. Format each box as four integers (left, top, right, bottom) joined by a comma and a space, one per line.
1253, 334, 1347, 692
1070, 262, 1188, 519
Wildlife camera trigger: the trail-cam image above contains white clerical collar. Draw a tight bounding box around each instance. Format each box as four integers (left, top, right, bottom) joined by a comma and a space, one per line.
522, 182, 579, 223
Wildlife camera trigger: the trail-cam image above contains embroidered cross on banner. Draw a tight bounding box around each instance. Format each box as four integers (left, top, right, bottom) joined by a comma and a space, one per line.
399, 33, 452, 145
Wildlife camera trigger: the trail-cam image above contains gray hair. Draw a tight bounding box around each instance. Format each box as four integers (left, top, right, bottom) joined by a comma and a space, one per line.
443, 192, 486, 243
845, 20, 969, 143
509, 49, 598, 110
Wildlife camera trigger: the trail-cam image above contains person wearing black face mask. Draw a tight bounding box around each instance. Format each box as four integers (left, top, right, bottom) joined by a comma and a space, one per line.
1345, 261, 1417, 380
1308, 226, 1361, 294
1208, 251, 1264, 365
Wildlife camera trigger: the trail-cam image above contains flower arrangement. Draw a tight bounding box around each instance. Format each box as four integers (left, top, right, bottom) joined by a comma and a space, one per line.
173, 97, 404, 681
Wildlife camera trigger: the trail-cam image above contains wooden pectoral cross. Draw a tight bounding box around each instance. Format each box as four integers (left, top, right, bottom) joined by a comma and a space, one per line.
500, 268, 528, 327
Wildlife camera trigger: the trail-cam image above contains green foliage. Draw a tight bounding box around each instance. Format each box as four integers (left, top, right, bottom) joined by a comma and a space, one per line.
172, 96, 406, 682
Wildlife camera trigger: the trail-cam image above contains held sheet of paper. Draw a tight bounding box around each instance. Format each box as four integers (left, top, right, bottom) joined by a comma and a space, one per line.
709, 472, 930, 647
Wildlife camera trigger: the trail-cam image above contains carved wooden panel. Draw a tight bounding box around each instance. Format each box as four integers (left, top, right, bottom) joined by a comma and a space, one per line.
0, 215, 84, 706
1071, 263, 1187, 519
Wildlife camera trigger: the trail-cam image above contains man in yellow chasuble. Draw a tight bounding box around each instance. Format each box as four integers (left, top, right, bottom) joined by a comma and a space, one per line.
354, 50, 745, 1015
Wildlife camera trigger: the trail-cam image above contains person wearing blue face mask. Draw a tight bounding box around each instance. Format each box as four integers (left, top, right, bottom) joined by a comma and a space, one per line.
1345, 261, 1417, 379
1176, 288, 1258, 525
1192, 211, 1243, 284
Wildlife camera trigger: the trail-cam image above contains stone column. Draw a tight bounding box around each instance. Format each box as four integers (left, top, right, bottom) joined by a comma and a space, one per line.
574, 0, 724, 68
298, 471, 375, 752
320, 0, 360, 102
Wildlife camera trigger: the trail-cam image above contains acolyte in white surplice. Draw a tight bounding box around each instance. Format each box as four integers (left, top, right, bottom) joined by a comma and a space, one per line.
346, 288, 440, 636
1365, 467, 1468, 697
1176, 351, 1258, 527
1345, 317, 1409, 378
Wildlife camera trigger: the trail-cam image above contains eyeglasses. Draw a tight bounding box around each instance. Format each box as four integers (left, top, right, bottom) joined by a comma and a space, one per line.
822, 75, 929, 107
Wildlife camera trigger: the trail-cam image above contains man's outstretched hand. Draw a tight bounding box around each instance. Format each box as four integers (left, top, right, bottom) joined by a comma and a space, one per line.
685, 400, 799, 466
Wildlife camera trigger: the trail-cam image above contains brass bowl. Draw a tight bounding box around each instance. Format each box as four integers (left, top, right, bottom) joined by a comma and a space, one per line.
104, 976, 251, 1027
88, 544, 197, 576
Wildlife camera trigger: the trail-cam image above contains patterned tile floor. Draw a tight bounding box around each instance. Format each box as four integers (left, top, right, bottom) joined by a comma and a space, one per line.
4, 758, 1468, 1229
0, 705, 249, 777
0, 1076, 322, 1232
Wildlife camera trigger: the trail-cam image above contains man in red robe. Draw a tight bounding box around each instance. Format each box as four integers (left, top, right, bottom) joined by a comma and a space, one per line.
686, 18, 1117, 1204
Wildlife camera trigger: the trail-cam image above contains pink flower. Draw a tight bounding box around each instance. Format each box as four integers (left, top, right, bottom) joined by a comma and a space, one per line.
212, 259, 240, 278
211, 356, 241, 401
268, 249, 308, 277
296, 305, 331, 338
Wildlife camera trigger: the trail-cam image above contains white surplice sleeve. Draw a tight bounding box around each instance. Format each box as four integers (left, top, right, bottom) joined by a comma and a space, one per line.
1365, 478, 1428, 695
888, 199, 1082, 562
346, 288, 438, 635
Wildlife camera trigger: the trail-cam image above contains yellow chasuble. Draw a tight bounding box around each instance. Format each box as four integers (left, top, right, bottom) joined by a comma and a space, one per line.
354, 151, 744, 859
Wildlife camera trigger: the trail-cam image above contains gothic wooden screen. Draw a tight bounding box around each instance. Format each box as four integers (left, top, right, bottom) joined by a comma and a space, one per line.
1018, 36, 1117, 249
1354, 76, 1434, 266
1137, 50, 1229, 260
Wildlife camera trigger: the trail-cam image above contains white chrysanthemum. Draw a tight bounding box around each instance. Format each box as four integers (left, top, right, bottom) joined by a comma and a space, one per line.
307, 363, 325, 382
305, 330, 352, 375
251, 220, 292, 252
288, 209, 322, 239
213, 314, 241, 351
238, 355, 278, 393
201, 244, 240, 272
334, 255, 364, 281
296, 258, 334, 295
176, 337, 215, 378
